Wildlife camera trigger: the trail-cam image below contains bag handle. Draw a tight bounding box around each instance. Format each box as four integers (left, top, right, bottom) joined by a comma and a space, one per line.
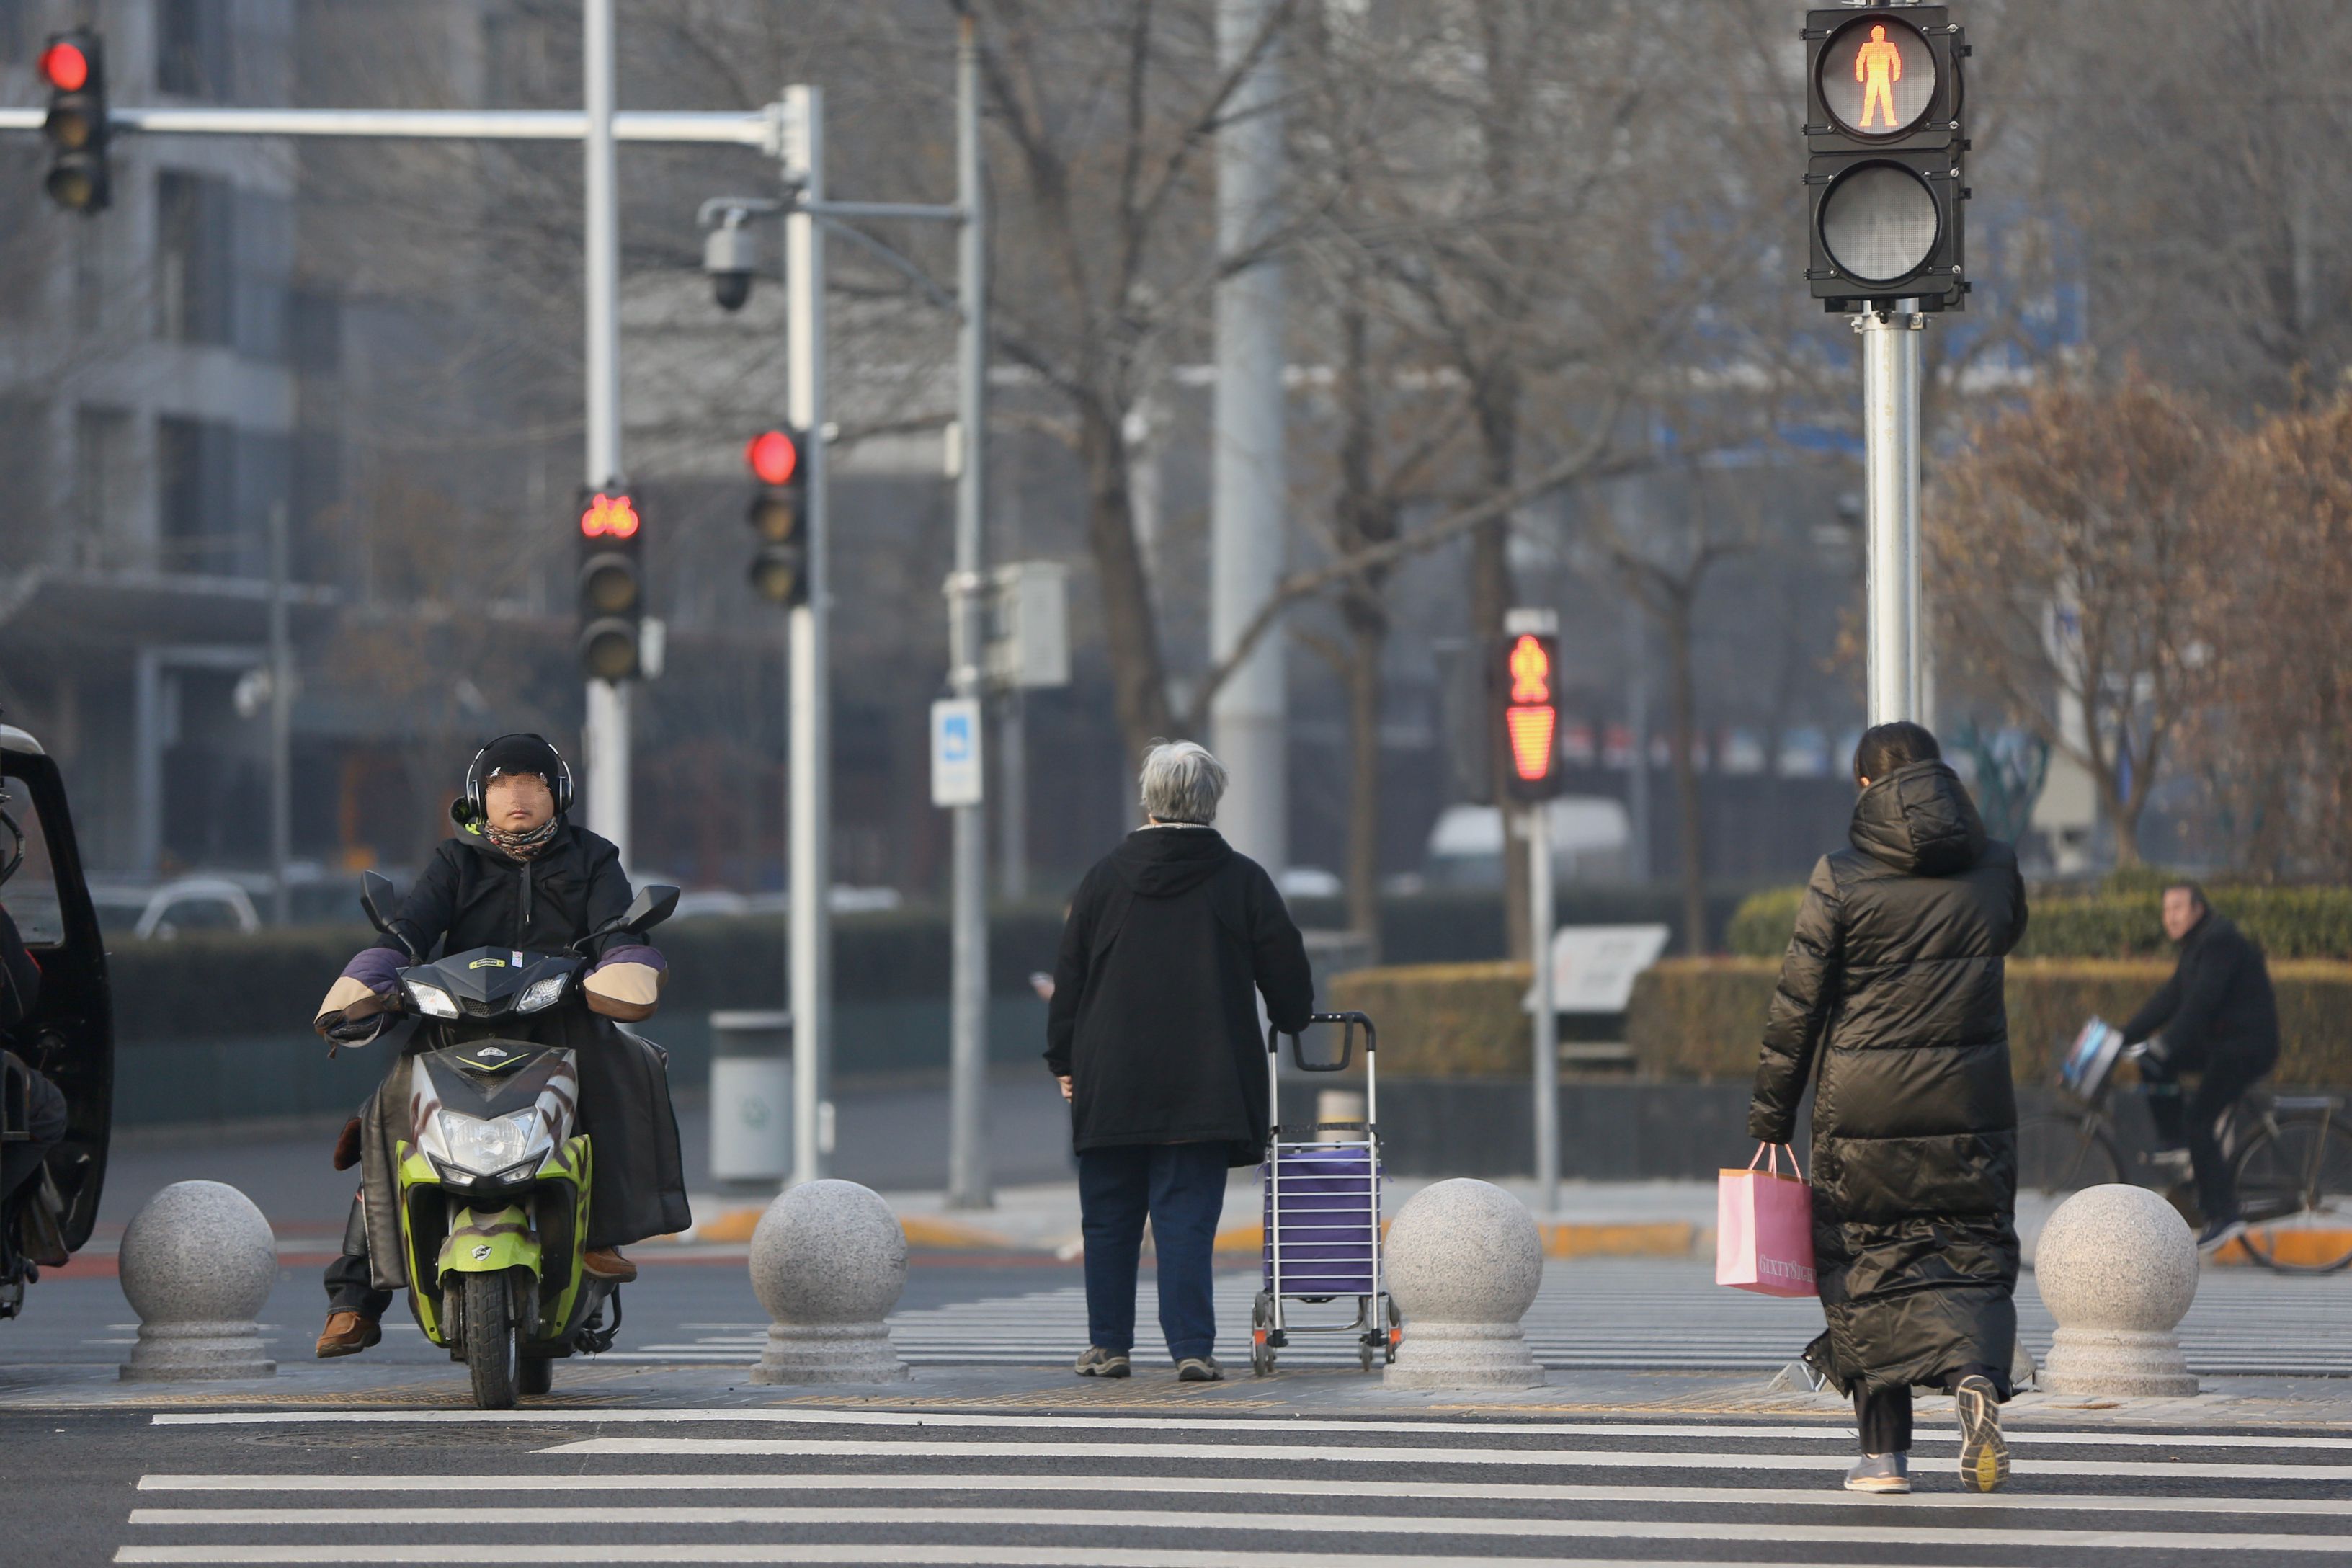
1747, 1141, 1806, 1182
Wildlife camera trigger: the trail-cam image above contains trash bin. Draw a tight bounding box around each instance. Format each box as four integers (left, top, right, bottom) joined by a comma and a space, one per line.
709, 1010, 792, 1184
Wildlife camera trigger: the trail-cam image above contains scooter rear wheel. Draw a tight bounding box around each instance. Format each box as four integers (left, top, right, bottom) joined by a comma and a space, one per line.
518, 1355, 553, 1396
461, 1272, 520, 1409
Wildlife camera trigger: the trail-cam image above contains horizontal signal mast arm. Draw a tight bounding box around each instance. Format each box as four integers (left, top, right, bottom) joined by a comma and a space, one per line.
0, 105, 780, 148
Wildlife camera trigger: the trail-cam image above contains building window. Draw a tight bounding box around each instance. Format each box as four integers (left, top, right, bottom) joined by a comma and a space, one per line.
158, 0, 233, 101
159, 414, 236, 574
0, 394, 50, 570
74, 406, 136, 569
156, 170, 235, 347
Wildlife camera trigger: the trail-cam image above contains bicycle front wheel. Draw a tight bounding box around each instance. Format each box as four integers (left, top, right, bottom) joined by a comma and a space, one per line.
2233, 1113, 2352, 1274
2015, 1112, 2123, 1198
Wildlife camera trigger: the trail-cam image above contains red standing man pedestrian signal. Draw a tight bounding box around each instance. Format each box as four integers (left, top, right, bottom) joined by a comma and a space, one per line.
1856, 24, 1902, 130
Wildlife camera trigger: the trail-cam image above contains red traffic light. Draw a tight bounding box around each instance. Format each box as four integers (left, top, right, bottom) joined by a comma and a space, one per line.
39, 40, 89, 92
745, 429, 799, 488
579, 491, 640, 540
1500, 631, 1563, 798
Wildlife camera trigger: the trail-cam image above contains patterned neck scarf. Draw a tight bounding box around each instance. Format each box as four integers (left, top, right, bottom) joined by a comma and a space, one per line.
484, 816, 561, 860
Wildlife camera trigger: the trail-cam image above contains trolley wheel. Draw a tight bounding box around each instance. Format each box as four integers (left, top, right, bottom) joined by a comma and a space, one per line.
1385, 1296, 1402, 1366
1251, 1291, 1276, 1377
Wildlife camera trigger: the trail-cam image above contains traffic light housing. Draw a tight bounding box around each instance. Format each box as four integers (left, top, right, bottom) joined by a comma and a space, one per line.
1497, 630, 1564, 803
744, 428, 808, 607
39, 30, 110, 215
1803, 6, 1969, 312
576, 488, 643, 682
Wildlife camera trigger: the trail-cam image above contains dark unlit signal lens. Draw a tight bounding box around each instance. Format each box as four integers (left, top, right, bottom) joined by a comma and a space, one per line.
1819, 161, 1939, 285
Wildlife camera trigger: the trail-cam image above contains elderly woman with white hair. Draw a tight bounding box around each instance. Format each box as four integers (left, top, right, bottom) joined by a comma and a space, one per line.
1045, 739, 1314, 1381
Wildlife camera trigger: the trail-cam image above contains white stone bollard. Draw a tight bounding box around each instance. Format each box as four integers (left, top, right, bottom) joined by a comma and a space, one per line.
118, 1180, 277, 1382
1382, 1177, 1546, 1390
2036, 1183, 2200, 1397
748, 1178, 910, 1384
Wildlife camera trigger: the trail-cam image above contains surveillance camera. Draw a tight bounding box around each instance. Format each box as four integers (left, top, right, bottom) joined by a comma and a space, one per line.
705, 222, 758, 313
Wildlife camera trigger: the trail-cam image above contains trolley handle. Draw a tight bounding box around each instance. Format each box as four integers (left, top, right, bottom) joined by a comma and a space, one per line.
1268, 1010, 1376, 1073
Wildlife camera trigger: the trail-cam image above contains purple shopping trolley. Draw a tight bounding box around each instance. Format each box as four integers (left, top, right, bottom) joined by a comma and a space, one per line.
1251, 1010, 1399, 1376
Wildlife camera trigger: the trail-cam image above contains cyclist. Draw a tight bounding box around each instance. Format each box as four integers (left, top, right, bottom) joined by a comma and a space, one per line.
2121, 882, 2279, 1251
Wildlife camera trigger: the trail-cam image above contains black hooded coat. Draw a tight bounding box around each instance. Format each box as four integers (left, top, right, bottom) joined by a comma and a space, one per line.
1045, 827, 1314, 1167
1748, 760, 2030, 1399
354, 823, 691, 1285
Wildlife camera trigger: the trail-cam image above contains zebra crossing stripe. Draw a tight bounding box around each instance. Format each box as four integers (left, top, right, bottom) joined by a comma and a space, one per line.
106, 1510, 2352, 1555
112, 1550, 1924, 1567
537, 1437, 2352, 1480
124, 1476, 2352, 1515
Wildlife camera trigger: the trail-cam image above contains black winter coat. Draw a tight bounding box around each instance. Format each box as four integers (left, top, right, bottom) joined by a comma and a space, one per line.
1046, 827, 1314, 1166
1749, 760, 2030, 1399
2121, 912, 2278, 1073
356, 823, 689, 1272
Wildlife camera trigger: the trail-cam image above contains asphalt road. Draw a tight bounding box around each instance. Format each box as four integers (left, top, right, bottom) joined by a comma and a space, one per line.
15, 1404, 2352, 1566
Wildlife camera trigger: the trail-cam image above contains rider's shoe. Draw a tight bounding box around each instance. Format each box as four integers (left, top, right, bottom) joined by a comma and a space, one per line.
316, 1310, 381, 1358
2196, 1216, 2248, 1254
2143, 1146, 2194, 1179
582, 1247, 638, 1283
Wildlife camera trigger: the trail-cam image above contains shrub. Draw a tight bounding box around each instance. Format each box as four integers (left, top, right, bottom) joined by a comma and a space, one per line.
1625, 956, 2352, 1087
1327, 962, 1531, 1077
1727, 881, 2352, 961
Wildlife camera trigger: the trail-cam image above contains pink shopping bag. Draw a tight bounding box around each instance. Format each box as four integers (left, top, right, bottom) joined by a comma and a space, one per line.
1716, 1144, 1817, 1298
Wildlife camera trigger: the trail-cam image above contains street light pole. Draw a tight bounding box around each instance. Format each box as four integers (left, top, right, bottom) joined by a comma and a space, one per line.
1859, 302, 1924, 726
784, 86, 834, 1188
946, 14, 994, 1211
581, 0, 631, 865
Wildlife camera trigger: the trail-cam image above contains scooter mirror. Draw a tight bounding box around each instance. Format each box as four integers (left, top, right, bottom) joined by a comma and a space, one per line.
359, 871, 396, 934
620, 884, 680, 934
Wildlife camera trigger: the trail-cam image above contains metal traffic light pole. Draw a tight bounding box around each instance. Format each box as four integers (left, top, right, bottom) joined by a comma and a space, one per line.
582, 0, 631, 865
1859, 300, 1925, 726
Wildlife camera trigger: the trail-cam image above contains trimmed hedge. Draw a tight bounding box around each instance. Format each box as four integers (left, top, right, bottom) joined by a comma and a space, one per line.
1327, 962, 1532, 1077
1728, 883, 2352, 961
1625, 956, 2352, 1087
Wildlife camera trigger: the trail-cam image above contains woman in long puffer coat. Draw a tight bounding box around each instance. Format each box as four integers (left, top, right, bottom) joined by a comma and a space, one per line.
1748, 721, 2029, 1496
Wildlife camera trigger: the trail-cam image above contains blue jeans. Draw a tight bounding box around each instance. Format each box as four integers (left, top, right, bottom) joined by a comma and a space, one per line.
1079, 1142, 1228, 1362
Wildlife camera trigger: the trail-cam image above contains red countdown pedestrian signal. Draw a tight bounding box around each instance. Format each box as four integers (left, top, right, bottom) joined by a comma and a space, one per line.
1498, 631, 1563, 802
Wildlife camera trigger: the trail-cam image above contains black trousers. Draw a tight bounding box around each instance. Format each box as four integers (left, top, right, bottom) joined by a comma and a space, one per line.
0, 1063, 66, 1206
324, 1192, 393, 1317
2140, 1038, 2273, 1224
1855, 1361, 2000, 1455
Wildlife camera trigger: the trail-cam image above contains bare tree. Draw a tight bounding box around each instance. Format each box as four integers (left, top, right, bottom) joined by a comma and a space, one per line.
1928, 368, 2224, 865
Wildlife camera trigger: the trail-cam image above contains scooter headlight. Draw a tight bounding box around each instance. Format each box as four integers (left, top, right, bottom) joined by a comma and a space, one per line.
404, 979, 460, 1018
431, 1108, 544, 1177
516, 974, 569, 1014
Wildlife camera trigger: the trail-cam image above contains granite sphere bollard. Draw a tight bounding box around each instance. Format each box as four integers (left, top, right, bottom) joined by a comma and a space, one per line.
2036, 1183, 2200, 1396
117, 1180, 277, 1382
748, 1179, 911, 1384
1382, 1178, 1546, 1390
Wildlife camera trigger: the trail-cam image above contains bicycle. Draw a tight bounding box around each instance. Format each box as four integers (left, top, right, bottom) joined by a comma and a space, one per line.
2017, 1018, 2352, 1275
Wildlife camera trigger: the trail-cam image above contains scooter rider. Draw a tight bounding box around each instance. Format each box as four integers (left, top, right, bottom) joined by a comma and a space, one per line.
310, 733, 690, 1358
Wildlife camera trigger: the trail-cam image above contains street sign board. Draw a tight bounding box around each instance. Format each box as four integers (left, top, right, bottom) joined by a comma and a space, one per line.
930, 697, 984, 808
1539, 923, 1673, 1015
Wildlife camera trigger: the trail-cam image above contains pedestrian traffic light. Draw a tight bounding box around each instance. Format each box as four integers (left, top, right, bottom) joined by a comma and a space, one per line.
1803, 7, 1969, 312
576, 488, 643, 682
39, 30, 110, 215
1497, 631, 1563, 803
744, 428, 808, 607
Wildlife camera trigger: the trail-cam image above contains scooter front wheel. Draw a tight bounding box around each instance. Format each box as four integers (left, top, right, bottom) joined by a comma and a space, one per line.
461, 1272, 520, 1409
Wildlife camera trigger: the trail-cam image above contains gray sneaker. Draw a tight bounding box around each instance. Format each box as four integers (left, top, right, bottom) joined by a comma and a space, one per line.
1843, 1453, 1910, 1494
1074, 1346, 1131, 1378
1954, 1373, 2010, 1492
1175, 1355, 1223, 1382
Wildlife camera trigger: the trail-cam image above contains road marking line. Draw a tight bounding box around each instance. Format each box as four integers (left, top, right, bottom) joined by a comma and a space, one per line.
536, 1438, 2352, 1479
104, 1511, 2352, 1552
145, 1409, 2352, 1449
126, 1473, 2352, 1514
112, 1550, 1918, 1567
122, 1483, 2352, 1518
